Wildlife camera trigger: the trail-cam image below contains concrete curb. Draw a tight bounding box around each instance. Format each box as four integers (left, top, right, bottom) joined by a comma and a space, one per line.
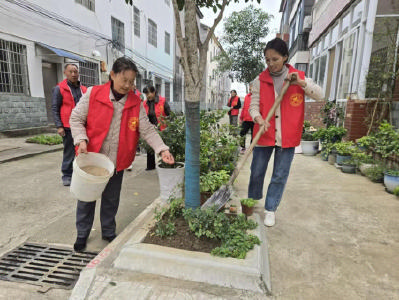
70, 196, 166, 300
257, 213, 272, 295
0, 145, 63, 164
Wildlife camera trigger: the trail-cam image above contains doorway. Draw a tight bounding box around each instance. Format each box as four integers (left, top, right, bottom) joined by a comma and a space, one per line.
42, 62, 58, 124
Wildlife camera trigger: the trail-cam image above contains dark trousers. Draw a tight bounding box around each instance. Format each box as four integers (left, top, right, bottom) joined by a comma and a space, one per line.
240, 121, 254, 148
76, 170, 124, 238
147, 152, 156, 170
61, 129, 75, 180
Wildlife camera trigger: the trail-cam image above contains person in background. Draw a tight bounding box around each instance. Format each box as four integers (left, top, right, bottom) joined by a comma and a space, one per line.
239, 84, 254, 154
52, 64, 87, 186
248, 37, 324, 227
142, 85, 171, 170
227, 89, 241, 127
70, 57, 174, 251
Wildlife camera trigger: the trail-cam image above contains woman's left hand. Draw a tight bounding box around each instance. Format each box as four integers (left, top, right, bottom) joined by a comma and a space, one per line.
160, 150, 175, 164
287, 72, 307, 89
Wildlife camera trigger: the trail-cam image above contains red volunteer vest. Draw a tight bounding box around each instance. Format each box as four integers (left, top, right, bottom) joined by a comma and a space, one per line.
143, 96, 167, 131
228, 96, 240, 116
58, 79, 87, 128
253, 65, 305, 148
86, 81, 141, 171
240, 93, 253, 122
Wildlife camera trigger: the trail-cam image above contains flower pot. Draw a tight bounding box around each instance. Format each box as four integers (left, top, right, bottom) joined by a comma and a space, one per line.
341, 164, 356, 174
156, 162, 185, 201
336, 154, 351, 165
300, 140, 319, 156
359, 163, 375, 176
328, 153, 336, 165
384, 173, 399, 193
241, 204, 254, 216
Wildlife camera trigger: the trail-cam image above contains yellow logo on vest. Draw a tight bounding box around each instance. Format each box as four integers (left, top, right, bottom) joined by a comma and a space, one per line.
289, 93, 303, 107
128, 117, 139, 131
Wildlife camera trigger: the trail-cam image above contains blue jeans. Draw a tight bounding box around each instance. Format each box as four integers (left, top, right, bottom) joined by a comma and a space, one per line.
248, 146, 295, 212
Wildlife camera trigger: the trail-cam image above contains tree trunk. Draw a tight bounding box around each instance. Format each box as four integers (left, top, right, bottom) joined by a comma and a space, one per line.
184, 100, 201, 209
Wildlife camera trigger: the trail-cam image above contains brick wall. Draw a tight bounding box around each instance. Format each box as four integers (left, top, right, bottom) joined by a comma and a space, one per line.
304, 101, 324, 128
0, 95, 48, 131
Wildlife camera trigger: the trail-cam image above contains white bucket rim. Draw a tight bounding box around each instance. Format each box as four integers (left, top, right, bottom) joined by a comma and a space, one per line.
74, 152, 114, 180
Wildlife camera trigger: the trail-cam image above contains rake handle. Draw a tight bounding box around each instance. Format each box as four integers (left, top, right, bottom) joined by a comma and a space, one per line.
228, 74, 296, 185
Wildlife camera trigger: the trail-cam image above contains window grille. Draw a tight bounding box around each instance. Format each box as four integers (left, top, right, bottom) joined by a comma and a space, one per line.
165, 82, 170, 102
0, 39, 29, 94
134, 6, 140, 37
111, 16, 125, 52
165, 32, 170, 54
148, 19, 157, 47
75, 0, 95, 12
79, 61, 99, 87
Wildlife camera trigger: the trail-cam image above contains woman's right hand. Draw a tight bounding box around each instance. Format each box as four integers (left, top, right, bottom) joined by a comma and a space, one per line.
78, 140, 88, 154
255, 116, 270, 132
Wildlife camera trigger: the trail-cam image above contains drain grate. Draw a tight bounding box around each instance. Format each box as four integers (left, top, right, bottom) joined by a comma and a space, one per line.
0, 243, 97, 289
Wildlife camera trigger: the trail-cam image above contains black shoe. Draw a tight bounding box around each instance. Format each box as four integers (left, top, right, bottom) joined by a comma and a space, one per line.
62, 177, 71, 186
145, 168, 155, 171
102, 235, 117, 242
73, 237, 87, 252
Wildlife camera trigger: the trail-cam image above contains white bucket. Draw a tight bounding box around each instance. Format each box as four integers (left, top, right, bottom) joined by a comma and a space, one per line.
156, 162, 185, 201
70, 152, 115, 202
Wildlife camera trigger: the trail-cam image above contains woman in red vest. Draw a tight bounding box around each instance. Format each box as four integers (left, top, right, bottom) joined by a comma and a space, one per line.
239, 84, 254, 153
227, 89, 241, 127
248, 38, 324, 227
142, 85, 171, 170
70, 57, 174, 251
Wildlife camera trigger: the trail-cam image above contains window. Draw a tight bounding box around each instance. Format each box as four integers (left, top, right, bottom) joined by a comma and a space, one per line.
165, 82, 170, 102
75, 0, 95, 12
164, 0, 170, 6
295, 63, 308, 75
165, 32, 170, 54
111, 17, 125, 52
79, 61, 99, 87
148, 19, 157, 47
134, 6, 140, 37
318, 55, 327, 88
0, 39, 29, 94
341, 13, 350, 35
136, 72, 142, 93
352, 0, 364, 26
331, 24, 339, 44
337, 32, 356, 99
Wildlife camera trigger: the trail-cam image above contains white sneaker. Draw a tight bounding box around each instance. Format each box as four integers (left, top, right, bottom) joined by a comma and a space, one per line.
127, 164, 133, 171
264, 210, 275, 227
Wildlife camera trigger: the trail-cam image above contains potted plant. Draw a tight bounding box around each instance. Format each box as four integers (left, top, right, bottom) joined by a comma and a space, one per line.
340, 158, 357, 174
300, 127, 319, 156
352, 152, 375, 175
384, 169, 399, 193
356, 135, 375, 152
229, 204, 237, 214
364, 164, 385, 183
240, 198, 256, 216
155, 112, 186, 201
334, 141, 355, 165
199, 170, 230, 205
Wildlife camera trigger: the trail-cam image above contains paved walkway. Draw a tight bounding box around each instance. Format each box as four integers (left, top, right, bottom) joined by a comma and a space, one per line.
0, 135, 398, 299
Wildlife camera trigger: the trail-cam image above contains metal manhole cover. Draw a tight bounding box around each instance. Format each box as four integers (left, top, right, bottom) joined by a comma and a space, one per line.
0, 243, 97, 289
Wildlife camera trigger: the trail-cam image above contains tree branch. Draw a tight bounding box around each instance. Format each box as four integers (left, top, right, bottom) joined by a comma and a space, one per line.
204, 0, 228, 47
172, 0, 195, 87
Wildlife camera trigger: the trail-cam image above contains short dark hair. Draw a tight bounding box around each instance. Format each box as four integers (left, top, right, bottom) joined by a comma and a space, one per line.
264, 38, 289, 62
64, 63, 78, 70
112, 57, 139, 74
230, 89, 237, 94
143, 85, 156, 94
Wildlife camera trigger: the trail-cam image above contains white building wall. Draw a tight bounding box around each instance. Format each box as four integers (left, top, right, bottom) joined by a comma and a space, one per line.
131, 0, 174, 100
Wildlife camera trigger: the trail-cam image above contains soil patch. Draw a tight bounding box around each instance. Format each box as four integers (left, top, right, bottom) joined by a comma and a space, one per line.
142, 216, 222, 253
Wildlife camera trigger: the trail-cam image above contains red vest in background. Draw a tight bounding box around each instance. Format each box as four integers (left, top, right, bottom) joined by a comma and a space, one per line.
143, 96, 167, 131
58, 79, 87, 128
228, 96, 239, 116
253, 64, 305, 148
86, 81, 141, 171
240, 93, 253, 122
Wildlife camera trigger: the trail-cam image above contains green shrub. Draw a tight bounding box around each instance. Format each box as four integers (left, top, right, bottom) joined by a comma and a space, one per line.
240, 198, 256, 207
385, 169, 399, 177
334, 141, 356, 156
26, 134, 62, 145
393, 186, 399, 197
364, 164, 385, 183
200, 170, 230, 193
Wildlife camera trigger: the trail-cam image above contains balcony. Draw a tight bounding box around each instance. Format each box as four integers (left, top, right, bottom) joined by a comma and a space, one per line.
289, 32, 309, 58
